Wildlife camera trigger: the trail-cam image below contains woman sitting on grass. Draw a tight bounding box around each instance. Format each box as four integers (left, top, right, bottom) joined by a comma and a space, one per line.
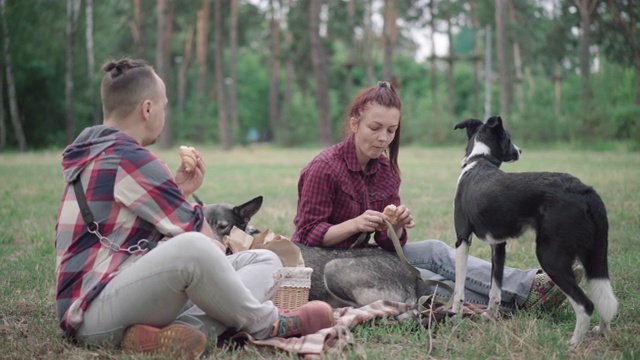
291, 81, 581, 312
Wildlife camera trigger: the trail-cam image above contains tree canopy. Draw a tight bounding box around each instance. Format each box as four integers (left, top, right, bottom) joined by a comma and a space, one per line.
0, 0, 638, 151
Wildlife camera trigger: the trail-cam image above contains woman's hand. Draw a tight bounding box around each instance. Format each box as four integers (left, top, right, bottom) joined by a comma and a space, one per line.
392, 204, 415, 229
354, 210, 387, 233
175, 151, 206, 198
354, 206, 415, 234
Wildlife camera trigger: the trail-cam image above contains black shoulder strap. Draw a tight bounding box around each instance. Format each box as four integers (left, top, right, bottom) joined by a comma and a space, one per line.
73, 179, 95, 226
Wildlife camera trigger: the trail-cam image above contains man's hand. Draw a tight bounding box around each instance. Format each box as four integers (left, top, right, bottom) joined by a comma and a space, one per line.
175, 151, 205, 198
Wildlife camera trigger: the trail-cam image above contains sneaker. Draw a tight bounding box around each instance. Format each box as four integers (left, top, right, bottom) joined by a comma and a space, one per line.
272, 300, 335, 338
523, 264, 586, 311
122, 323, 207, 360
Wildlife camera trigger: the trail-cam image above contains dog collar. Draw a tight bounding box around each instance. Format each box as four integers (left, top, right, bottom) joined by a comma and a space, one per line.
462, 155, 501, 168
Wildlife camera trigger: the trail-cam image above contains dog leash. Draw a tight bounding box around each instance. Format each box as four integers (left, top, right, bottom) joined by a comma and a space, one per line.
383, 219, 455, 311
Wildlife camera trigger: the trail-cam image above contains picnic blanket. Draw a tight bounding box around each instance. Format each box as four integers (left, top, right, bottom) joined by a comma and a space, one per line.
230, 300, 413, 359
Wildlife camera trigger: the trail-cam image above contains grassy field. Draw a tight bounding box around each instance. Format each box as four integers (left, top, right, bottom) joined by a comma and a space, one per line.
1, 144, 639, 359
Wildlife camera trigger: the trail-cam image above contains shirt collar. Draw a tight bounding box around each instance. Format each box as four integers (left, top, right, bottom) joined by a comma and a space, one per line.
343, 134, 379, 175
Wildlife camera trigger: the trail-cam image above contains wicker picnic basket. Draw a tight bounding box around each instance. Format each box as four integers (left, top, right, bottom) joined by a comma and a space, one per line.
272, 267, 312, 309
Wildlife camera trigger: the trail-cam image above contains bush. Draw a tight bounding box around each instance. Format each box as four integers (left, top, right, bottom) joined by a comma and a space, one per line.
611, 104, 640, 141
276, 92, 320, 147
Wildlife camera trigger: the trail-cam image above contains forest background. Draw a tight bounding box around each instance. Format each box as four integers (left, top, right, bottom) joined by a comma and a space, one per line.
1, 2, 639, 358
0, 0, 638, 152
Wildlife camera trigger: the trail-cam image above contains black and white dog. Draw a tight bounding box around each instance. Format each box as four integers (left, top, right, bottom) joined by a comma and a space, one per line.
452, 116, 617, 346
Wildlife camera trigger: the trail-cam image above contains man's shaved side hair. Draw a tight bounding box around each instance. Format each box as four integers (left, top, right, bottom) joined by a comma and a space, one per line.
100, 58, 159, 120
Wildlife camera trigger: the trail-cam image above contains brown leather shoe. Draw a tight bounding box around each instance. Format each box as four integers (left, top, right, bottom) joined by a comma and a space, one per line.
122, 323, 206, 359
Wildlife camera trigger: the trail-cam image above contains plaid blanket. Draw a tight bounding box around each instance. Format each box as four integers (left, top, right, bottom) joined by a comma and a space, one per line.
231, 300, 413, 359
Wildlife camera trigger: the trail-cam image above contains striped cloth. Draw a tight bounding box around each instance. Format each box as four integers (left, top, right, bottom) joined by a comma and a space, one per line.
231, 300, 412, 359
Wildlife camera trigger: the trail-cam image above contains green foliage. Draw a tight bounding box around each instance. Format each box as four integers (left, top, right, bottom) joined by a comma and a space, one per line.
611, 105, 640, 146
401, 90, 459, 146
0, 0, 638, 150
276, 91, 319, 147
593, 0, 640, 69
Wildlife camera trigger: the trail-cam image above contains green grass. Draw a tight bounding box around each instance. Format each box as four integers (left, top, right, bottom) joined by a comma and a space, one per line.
1, 144, 639, 359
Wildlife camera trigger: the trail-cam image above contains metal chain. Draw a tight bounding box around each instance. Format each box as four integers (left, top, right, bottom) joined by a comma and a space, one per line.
87, 222, 149, 254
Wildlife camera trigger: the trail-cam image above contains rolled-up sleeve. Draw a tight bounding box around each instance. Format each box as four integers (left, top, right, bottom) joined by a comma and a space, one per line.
114, 147, 205, 237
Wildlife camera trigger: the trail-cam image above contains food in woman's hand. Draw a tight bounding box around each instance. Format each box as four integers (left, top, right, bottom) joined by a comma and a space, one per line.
383, 204, 399, 225
179, 146, 198, 172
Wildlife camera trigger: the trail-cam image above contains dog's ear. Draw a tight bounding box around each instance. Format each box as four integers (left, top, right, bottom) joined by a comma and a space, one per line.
191, 193, 205, 206
454, 119, 483, 139
234, 196, 264, 222
485, 116, 503, 129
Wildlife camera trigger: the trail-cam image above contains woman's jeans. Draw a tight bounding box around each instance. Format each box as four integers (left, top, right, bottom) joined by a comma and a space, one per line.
403, 240, 537, 312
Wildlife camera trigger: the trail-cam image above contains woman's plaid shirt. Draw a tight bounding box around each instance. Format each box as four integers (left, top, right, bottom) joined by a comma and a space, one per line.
292, 134, 407, 251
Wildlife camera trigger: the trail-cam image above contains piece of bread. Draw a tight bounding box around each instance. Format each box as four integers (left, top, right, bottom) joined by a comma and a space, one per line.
383, 204, 399, 225
179, 145, 198, 172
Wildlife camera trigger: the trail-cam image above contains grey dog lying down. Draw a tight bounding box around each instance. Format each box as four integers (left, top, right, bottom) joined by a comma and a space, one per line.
193, 194, 436, 308
294, 243, 437, 308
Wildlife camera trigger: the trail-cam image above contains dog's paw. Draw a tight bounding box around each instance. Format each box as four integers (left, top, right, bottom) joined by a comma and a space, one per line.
568, 335, 581, 349
484, 306, 500, 319
451, 301, 463, 314
480, 310, 502, 322
592, 325, 602, 334
591, 324, 611, 336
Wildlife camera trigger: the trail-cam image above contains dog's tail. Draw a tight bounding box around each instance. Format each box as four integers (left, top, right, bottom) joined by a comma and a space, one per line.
582, 190, 618, 325
581, 189, 610, 280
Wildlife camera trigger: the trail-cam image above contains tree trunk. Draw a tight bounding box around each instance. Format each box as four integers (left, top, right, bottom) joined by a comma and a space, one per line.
575, 0, 597, 104
284, 0, 295, 103
195, 0, 210, 143
471, 0, 481, 116
268, 0, 281, 142
156, 0, 172, 149
508, 1, 524, 112
382, 0, 397, 82
65, 0, 81, 145
309, 0, 332, 146
607, 0, 640, 105
526, 65, 535, 99
229, 0, 239, 143
345, 0, 356, 99
130, 0, 144, 57
0, 0, 26, 150
636, 54, 640, 105
553, 64, 562, 116
446, 14, 455, 115
85, 0, 100, 125
0, 55, 5, 150
495, 0, 511, 116
178, 25, 194, 116
429, 0, 438, 110
484, 25, 492, 120
365, 0, 375, 86
214, 0, 231, 149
